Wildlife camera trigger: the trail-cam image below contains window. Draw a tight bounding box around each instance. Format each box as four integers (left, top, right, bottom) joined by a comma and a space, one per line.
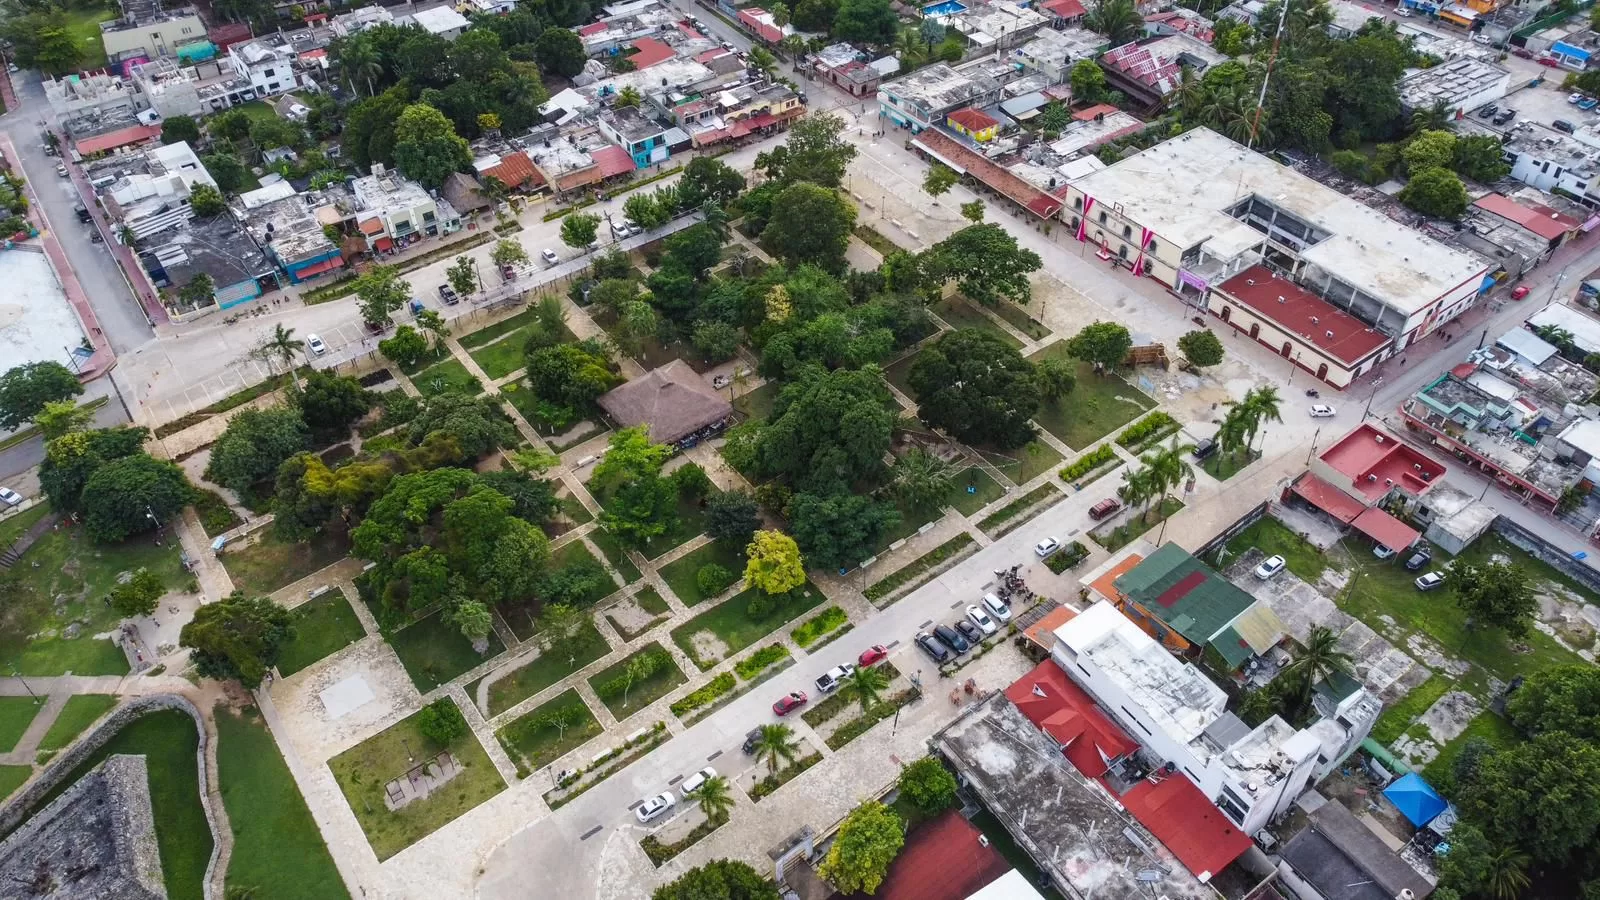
1142, 259, 1153, 274
264, 68, 276, 77
1098, 210, 1107, 225
1073, 196, 1083, 210
422, 211, 436, 223
1069, 217, 1079, 230
1118, 245, 1128, 259
267, 83, 280, 92
1147, 239, 1157, 254
1122, 225, 1132, 239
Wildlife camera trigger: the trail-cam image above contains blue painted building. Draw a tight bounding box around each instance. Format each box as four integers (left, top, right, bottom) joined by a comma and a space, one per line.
597, 105, 672, 168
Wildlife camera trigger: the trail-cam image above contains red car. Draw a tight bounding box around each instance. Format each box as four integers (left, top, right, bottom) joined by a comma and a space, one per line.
1511, 286, 1530, 300
772, 691, 808, 716
858, 645, 889, 667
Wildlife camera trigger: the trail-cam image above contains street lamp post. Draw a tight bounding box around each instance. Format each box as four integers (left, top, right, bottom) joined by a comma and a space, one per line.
1362, 377, 1385, 420
8, 665, 38, 703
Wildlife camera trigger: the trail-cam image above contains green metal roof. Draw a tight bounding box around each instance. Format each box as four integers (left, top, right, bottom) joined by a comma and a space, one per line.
1211, 625, 1254, 669
1112, 543, 1258, 647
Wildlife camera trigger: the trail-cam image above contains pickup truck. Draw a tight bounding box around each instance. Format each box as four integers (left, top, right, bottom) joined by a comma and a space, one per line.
813, 663, 856, 694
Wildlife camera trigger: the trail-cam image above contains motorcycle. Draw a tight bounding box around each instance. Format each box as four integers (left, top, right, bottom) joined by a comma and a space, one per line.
1305, 389, 1319, 398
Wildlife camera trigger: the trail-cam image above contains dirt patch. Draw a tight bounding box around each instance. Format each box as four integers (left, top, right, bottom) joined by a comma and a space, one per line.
688, 631, 729, 666
1533, 583, 1600, 661
605, 597, 661, 640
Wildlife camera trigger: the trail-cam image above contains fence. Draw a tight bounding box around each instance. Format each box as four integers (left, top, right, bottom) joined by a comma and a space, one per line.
1491, 514, 1600, 595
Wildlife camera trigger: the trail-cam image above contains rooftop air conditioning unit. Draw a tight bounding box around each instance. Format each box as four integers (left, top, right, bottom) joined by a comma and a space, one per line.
1326, 330, 1334, 338
1376, 434, 1385, 443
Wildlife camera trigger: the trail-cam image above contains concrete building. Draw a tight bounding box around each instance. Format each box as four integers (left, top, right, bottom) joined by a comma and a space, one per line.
331, 5, 394, 37
1396, 57, 1510, 118
735, 7, 785, 44
1501, 123, 1600, 209
1062, 128, 1488, 384
1144, 8, 1214, 42
878, 62, 1004, 132
407, 6, 470, 40
597, 104, 672, 168
351, 164, 461, 252
94, 141, 217, 241
1047, 104, 1144, 156
44, 74, 139, 128
810, 43, 881, 98
1278, 802, 1436, 900
241, 191, 344, 283
1472, 193, 1580, 256
1527, 24, 1600, 70
228, 40, 301, 98
1289, 422, 1447, 553
1413, 485, 1497, 554
140, 213, 276, 311
526, 125, 635, 194
1047, 602, 1359, 840
100, 0, 206, 64
947, 1, 1048, 52
1015, 27, 1107, 84
1097, 33, 1227, 109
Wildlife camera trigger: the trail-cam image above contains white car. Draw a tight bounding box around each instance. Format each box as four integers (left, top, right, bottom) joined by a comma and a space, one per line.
814, 663, 856, 694
1394, 5, 1410, 15
679, 766, 717, 799
1373, 544, 1397, 560
635, 792, 676, 823
981, 592, 1012, 622
1572, 92, 1586, 105
541, 248, 560, 265
1415, 572, 1445, 591
1254, 555, 1286, 580
1310, 404, 1336, 418
306, 333, 327, 356
0, 486, 22, 507
966, 605, 998, 635
1034, 537, 1061, 557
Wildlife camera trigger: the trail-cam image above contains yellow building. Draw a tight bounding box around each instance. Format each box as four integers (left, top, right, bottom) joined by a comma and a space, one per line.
946, 107, 999, 142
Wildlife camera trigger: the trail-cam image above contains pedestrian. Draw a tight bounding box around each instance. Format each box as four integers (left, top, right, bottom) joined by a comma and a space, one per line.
1401, 357, 1407, 366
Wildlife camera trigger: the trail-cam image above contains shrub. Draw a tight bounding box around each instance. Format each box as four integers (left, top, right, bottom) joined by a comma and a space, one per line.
1059, 444, 1117, 482
791, 607, 848, 647
734, 644, 791, 680
1115, 411, 1178, 449
747, 594, 773, 619
898, 757, 958, 812
697, 563, 735, 597
417, 698, 467, 745
669, 672, 735, 716
1045, 540, 1090, 573
672, 462, 714, 499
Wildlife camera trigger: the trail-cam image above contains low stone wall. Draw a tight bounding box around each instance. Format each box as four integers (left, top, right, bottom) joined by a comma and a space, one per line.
0, 694, 225, 899
1195, 500, 1270, 560
1491, 515, 1600, 596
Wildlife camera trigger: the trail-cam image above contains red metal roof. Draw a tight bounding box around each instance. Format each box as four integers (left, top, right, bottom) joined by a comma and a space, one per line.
1290, 473, 1367, 524
1473, 193, 1580, 242
677, 22, 705, 39
696, 48, 732, 63
1217, 265, 1390, 365
295, 256, 345, 279
1041, 0, 1086, 17
579, 21, 608, 35
480, 150, 543, 189
912, 130, 1062, 219
591, 145, 636, 178
628, 37, 676, 70
875, 810, 1011, 900
1114, 772, 1254, 880
73, 124, 162, 156
1006, 662, 1137, 778
1073, 103, 1121, 121
948, 107, 998, 132
1351, 507, 1420, 552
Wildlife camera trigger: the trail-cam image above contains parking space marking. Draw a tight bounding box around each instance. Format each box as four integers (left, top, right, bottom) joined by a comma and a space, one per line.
667, 775, 683, 786
918, 619, 934, 629
1067, 528, 1080, 537
580, 825, 603, 841
626, 800, 643, 810
949, 600, 962, 609
885, 639, 900, 650
706, 749, 723, 762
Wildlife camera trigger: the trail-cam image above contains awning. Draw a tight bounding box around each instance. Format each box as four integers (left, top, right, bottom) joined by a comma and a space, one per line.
1290, 473, 1367, 524
1351, 507, 1420, 552
295, 256, 344, 279
373, 237, 394, 252
1383, 772, 1447, 827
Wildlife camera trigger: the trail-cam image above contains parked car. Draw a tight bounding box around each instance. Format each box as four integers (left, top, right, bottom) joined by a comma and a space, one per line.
1477, 104, 1499, 119
915, 631, 952, 663
955, 620, 984, 645
1192, 438, 1218, 461
541, 248, 560, 265
498, 262, 518, 281
1404, 549, 1432, 571
742, 728, 762, 754
1394, 5, 1411, 15
1494, 108, 1516, 125
306, 333, 328, 356
73, 203, 91, 223
679, 767, 717, 798
1254, 555, 1286, 580
772, 691, 808, 716
814, 664, 856, 694
858, 644, 889, 667
635, 792, 676, 823
1579, 97, 1598, 110
1310, 404, 1336, 418
1373, 544, 1397, 559
1088, 498, 1122, 520
1540, 55, 1562, 68
966, 605, 998, 635
933, 624, 970, 654
981, 593, 1011, 622
0, 486, 22, 507
1034, 537, 1061, 557
1570, 92, 1585, 105
1555, 119, 1577, 133
438, 284, 459, 304
1415, 572, 1446, 591
55, 163, 67, 177
408, 299, 426, 316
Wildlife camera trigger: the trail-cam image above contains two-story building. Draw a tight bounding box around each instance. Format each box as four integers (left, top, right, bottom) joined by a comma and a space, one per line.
351, 164, 462, 252
1397, 57, 1509, 118
44, 74, 139, 128
810, 44, 881, 98
94, 141, 218, 241
596, 105, 671, 168
228, 40, 300, 98
1015, 27, 1107, 84
1062, 128, 1488, 386
1097, 32, 1227, 109
878, 62, 1004, 132
330, 5, 393, 38
100, 0, 206, 64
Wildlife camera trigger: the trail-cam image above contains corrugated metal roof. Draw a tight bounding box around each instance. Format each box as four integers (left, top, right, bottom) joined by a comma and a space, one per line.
1113, 543, 1257, 645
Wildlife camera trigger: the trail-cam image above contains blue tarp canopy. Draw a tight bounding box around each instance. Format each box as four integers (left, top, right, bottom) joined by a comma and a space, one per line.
1383, 772, 1447, 827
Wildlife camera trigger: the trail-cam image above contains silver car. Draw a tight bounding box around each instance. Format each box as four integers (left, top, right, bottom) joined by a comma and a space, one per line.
679, 766, 717, 799
635, 792, 676, 823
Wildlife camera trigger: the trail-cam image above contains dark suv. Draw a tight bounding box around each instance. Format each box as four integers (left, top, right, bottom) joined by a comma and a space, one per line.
1404, 549, 1432, 571
934, 624, 970, 654
1192, 438, 1218, 461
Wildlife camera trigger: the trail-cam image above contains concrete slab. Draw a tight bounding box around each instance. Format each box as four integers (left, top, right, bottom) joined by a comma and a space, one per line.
321, 675, 377, 719
0, 249, 87, 371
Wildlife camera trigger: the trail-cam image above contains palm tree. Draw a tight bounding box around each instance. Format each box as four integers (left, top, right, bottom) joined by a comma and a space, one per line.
840, 664, 891, 716
1173, 66, 1204, 120
1410, 99, 1453, 135
1142, 436, 1196, 514
254, 324, 305, 387
340, 36, 382, 97
770, 1, 791, 27
1482, 844, 1532, 900
895, 29, 924, 68
1119, 464, 1158, 522
1281, 625, 1352, 713
781, 34, 808, 61
753, 723, 800, 776
749, 46, 777, 78
892, 448, 955, 514
1243, 385, 1283, 452
1215, 405, 1252, 463
1084, 0, 1142, 45
696, 774, 736, 825
615, 86, 643, 109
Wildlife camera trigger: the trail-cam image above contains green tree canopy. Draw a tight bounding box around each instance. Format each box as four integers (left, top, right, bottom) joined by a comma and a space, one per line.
296, 372, 372, 443
754, 112, 857, 188
754, 366, 897, 494
922, 224, 1041, 306
161, 114, 201, 146
676, 156, 747, 210
652, 860, 779, 900
1456, 731, 1600, 864
1178, 330, 1225, 367
1398, 167, 1468, 219
205, 406, 309, 494
898, 757, 958, 812
82, 454, 194, 543
1069, 59, 1108, 103
180, 591, 295, 689
560, 212, 600, 249
1402, 129, 1457, 173
910, 329, 1040, 450
1447, 558, 1536, 638
817, 801, 905, 895
788, 492, 899, 572
833, 0, 898, 45
354, 265, 411, 326
1506, 664, 1600, 740
109, 568, 166, 618
705, 490, 761, 547
39, 426, 149, 514
1066, 321, 1133, 370
762, 182, 856, 273
393, 102, 471, 188
743, 530, 805, 594
0, 361, 83, 430
533, 27, 586, 77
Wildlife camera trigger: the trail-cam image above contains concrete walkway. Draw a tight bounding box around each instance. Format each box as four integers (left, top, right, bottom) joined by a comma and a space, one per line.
0, 694, 65, 765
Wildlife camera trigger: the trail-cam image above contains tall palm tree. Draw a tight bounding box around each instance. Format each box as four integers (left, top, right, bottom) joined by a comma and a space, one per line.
1173, 66, 1204, 120
753, 723, 800, 776
840, 665, 891, 716
769, 2, 791, 27
253, 324, 305, 388
1084, 0, 1143, 45
1119, 465, 1158, 522
340, 36, 382, 97
781, 34, 809, 61
1410, 99, 1453, 135
892, 448, 955, 514
1482, 843, 1532, 900
696, 774, 736, 825
1243, 385, 1283, 452
748, 46, 777, 79
1142, 436, 1196, 514
1282, 625, 1352, 713
1216, 405, 1252, 462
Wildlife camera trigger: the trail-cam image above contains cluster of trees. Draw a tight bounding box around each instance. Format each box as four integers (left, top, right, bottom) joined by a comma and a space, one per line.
813, 760, 958, 893
908, 330, 1074, 450
0, 361, 83, 432
1386, 126, 1508, 219
204, 370, 374, 495
4, 0, 99, 76
1209, 385, 1284, 466
39, 424, 194, 543
1116, 436, 1196, 524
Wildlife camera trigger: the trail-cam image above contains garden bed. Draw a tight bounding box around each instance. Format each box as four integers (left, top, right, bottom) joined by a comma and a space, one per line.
749, 752, 822, 802
544, 722, 669, 809
1115, 411, 1180, 454
495, 689, 602, 777
1089, 499, 1184, 552
670, 583, 826, 670
642, 818, 723, 866
587, 643, 686, 720
864, 534, 975, 606
824, 689, 918, 751
791, 607, 849, 648
977, 483, 1064, 538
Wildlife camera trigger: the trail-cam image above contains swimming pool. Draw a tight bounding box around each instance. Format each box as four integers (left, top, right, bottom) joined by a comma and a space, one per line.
923, 0, 966, 16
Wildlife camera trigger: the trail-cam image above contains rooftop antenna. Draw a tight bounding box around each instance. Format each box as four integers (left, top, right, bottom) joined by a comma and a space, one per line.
1247, 0, 1292, 150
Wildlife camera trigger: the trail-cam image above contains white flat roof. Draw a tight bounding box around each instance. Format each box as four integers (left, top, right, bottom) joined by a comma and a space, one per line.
966, 870, 1046, 900
1067, 128, 1485, 315
411, 6, 468, 33
1529, 304, 1600, 355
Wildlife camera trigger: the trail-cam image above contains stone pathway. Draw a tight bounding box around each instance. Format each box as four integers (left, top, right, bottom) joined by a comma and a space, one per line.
0, 694, 66, 765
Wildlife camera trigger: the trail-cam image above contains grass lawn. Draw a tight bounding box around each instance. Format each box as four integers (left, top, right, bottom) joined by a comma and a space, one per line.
884, 348, 927, 397
496, 689, 602, 772
0, 697, 41, 754
587, 642, 687, 720
671, 582, 827, 670
329, 698, 506, 861
460, 306, 542, 348
485, 621, 609, 717
588, 529, 642, 584
1202, 449, 1258, 482
978, 439, 1064, 486
0, 766, 28, 802
491, 539, 616, 638
222, 530, 351, 598
642, 496, 708, 559
1026, 349, 1154, 450
63, 6, 115, 69
947, 466, 1005, 516
216, 707, 347, 900
277, 591, 368, 677
931, 297, 1022, 348
732, 381, 780, 421
469, 335, 529, 381
1222, 517, 1330, 582
21, 710, 211, 898
660, 541, 745, 607
1091, 499, 1184, 552
986, 298, 1051, 341
232, 100, 283, 124
36, 694, 118, 752
1421, 709, 1522, 791
413, 358, 484, 398
389, 611, 505, 693
556, 489, 595, 526
2, 505, 182, 676
1371, 674, 1452, 746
